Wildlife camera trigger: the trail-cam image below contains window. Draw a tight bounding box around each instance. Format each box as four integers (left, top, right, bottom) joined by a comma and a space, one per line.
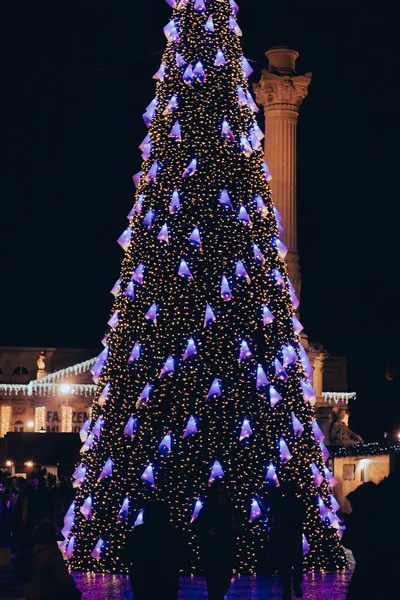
14, 420, 24, 433
13, 366, 29, 376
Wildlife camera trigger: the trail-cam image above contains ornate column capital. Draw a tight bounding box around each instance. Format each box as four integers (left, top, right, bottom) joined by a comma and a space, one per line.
254, 71, 312, 113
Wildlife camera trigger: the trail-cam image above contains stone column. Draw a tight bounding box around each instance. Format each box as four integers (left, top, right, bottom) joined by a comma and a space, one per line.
253, 47, 312, 304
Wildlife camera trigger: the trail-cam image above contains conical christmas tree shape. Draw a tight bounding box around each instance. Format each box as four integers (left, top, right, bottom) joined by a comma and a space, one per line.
68, 0, 345, 573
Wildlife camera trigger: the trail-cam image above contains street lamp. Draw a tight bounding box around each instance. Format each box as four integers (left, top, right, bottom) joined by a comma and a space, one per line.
27, 421, 34, 429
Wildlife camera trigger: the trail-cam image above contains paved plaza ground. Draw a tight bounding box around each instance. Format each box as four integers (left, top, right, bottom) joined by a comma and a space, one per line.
71, 570, 353, 600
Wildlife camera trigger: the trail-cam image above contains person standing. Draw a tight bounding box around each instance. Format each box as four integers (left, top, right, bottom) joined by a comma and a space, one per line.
270, 482, 305, 600
193, 483, 240, 600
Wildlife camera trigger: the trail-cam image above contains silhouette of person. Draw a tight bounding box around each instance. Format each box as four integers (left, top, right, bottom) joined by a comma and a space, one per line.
122, 500, 187, 600
270, 482, 305, 600
193, 483, 240, 600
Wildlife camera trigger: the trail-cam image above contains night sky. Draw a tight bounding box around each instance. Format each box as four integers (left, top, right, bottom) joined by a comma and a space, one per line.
2, 1, 399, 437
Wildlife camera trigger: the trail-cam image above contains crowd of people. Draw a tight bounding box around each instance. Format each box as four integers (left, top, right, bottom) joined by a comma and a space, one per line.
1, 468, 399, 600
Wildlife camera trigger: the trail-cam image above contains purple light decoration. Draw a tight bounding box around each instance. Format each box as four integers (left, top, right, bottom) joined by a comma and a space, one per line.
61, 517, 74, 538
183, 63, 194, 86
132, 171, 142, 186
291, 413, 304, 437
117, 226, 132, 252
276, 239, 288, 260
279, 438, 293, 464
118, 497, 130, 522
163, 95, 179, 115
124, 280, 135, 300
170, 120, 182, 142
302, 534, 310, 556
262, 161, 272, 182
165, 0, 176, 8
80, 433, 95, 453
124, 416, 138, 438
274, 358, 288, 381
107, 311, 119, 330
206, 378, 222, 400
139, 134, 151, 152
219, 189, 233, 210
157, 223, 169, 245
193, 61, 206, 82
273, 269, 286, 290
208, 460, 224, 485
299, 345, 314, 380
191, 499, 203, 523
64, 536, 76, 559
240, 136, 252, 157
330, 495, 341, 513
238, 205, 251, 224
273, 206, 282, 222
230, 0, 239, 15
163, 20, 179, 42
79, 418, 91, 442
288, 280, 300, 310
128, 342, 141, 364
142, 209, 156, 230
110, 278, 121, 297
72, 464, 86, 481
278, 223, 284, 236
178, 258, 193, 279
145, 97, 158, 120
221, 275, 232, 301
256, 364, 268, 389
215, 50, 227, 67
133, 263, 145, 285
134, 510, 144, 528
146, 161, 161, 183
141, 141, 152, 160
229, 15, 242, 36
182, 158, 198, 178
141, 464, 156, 487
91, 347, 109, 383
153, 62, 166, 82
204, 304, 216, 327
262, 305, 275, 325
145, 303, 158, 323
91, 538, 105, 562
327, 510, 341, 529
189, 227, 202, 249
80, 495, 93, 520
255, 195, 268, 217
64, 502, 75, 525
91, 416, 104, 439
312, 419, 325, 443
159, 431, 173, 456
235, 259, 250, 282
175, 52, 185, 67
138, 382, 153, 404
292, 315, 304, 335
324, 466, 338, 488
240, 417, 253, 441
250, 131, 261, 150
135, 195, 145, 215
159, 355, 175, 378
98, 458, 113, 481
320, 441, 330, 463
266, 462, 280, 487
239, 340, 252, 362
282, 344, 298, 367
253, 123, 264, 140
301, 379, 317, 403
98, 382, 111, 406
237, 85, 248, 107
318, 496, 329, 520
170, 188, 181, 214
221, 119, 235, 141
249, 498, 262, 523
183, 415, 198, 439
311, 463, 324, 487
270, 386, 283, 408
205, 15, 214, 32
194, 0, 206, 12
72, 467, 87, 489
253, 243, 265, 266
241, 56, 254, 79
183, 337, 197, 360
246, 91, 259, 112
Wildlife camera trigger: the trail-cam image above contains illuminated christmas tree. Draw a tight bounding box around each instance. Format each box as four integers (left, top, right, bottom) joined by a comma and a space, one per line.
65, 0, 346, 573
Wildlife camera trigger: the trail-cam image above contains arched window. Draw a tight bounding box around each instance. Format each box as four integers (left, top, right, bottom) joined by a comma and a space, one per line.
14, 420, 24, 433
12, 366, 29, 376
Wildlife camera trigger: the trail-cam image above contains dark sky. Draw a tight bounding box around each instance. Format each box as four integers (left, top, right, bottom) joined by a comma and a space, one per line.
2, 1, 398, 434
